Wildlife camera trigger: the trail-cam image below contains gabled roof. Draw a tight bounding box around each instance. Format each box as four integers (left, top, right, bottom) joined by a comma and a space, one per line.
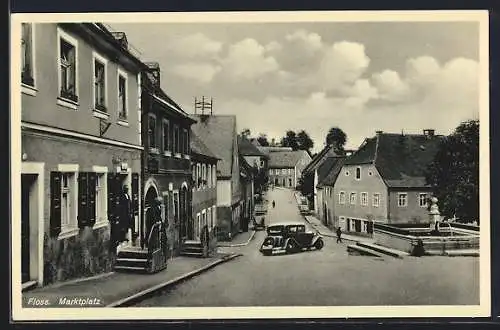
238, 136, 268, 158
191, 115, 237, 177
268, 150, 310, 168
239, 154, 255, 178
257, 146, 294, 155
190, 131, 219, 160
344, 132, 444, 188
317, 156, 348, 188
302, 144, 340, 175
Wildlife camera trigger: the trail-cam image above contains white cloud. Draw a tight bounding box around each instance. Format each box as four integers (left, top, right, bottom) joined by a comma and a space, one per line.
221, 38, 279, 80
285, 29, 323, 55
371, 70, 410, 102
318, 41, 371, 91
170, 63, 221, 84
167, 33, 223, 59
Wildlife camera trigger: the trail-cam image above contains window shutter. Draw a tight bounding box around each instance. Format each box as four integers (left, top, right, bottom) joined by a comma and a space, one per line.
78, 172, 89, 228
88, 173, 97, 227
50, 172, 62, 237
107, 173, 117, 222
131, 172, 139, 216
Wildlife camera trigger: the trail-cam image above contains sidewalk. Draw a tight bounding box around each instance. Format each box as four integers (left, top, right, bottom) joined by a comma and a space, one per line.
218, 230, 256, 247
22, 252, 241, 308
293, 192, 374, 244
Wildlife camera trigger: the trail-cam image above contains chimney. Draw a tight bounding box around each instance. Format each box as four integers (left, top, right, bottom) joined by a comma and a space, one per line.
145, 62, 161, 89
423, 129, 435, 137
111, 32, 129, 50
375, 130, 383, 135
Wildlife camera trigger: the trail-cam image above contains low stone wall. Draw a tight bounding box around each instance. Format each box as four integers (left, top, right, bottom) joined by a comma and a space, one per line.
373, 229, 415, 253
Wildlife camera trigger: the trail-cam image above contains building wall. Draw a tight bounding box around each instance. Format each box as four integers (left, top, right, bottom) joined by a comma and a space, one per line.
217, 180, 232, 206
244, 155, 261, 169
269, 167, 295, 187
22, 132, 141, 285
22, 23, 140, 146
295, 152, 312, 185
192, 158, 218, 238
333, 164, 388, 233
388, 189, 431, 224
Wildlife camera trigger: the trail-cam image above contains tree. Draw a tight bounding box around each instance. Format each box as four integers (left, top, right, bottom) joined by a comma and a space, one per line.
280, 130, 299, 150
240, 128, 251, 139
296, 130, 314, 153
325, 127, 347, 152
425, 120, 479, 224
256, 133, 270, 146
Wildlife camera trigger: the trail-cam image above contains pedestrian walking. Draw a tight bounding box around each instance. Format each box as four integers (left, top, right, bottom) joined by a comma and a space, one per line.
336, 227, 342, 243
272, 200, 276, 208
145, 198, 163, 247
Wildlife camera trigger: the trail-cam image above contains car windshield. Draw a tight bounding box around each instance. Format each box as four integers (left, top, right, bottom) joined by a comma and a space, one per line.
267, 225, 284, 234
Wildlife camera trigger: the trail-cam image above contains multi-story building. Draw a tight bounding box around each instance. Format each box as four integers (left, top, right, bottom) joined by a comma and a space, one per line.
239, 155, 255, 232
139, 62, 196, 259
267, 150, 312, 188
191, 114, 243, 241
332, 130, 443, 235
20, 23, 144, 287
238, 135, 268, 194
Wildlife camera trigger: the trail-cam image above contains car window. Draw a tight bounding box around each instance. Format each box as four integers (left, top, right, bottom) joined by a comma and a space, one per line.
288, 226, 297, 233
268, 226, 283, 234
297, 226, 305, 233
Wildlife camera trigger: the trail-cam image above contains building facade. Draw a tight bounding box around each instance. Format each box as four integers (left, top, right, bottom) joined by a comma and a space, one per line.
191, 114, 243, 241
332, 130, 442, 236
239, 155, 255, 232
141, 63, 196, 258
268, 150, 312, 188
20, 23, 144, 287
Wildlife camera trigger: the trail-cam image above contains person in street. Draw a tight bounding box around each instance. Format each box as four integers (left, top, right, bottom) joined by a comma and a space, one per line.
272, 200, 276, 208
118, 185, 134, 245
336, 227, 342, 243
145, 198, 162, 244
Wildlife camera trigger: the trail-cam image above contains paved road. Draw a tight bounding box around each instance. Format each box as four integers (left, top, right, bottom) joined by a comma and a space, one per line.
135, 188, 479, 307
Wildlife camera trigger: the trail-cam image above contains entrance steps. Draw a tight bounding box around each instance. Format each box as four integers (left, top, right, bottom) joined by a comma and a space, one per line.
347, 242, 409, 259
180, 240, 205, 258
114, 246, 149, 273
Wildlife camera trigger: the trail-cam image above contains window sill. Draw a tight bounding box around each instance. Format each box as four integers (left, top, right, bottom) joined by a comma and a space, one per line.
57, 227, 80, 240
21, 84, 37, 96
117, 120, 129, 127
57, 97, 79, 110
183, 154, 191, 160
93, 109, 110, 120
164, 151, 172, 157
149, 148, 160, 154
93, 220, 109, 230
174, 153, 182, 159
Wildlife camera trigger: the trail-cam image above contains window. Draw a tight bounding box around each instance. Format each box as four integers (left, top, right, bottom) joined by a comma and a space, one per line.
148, 115, 157, 151
212, 166, 216, 186
361, 192, 368, 206
339, 191, 346, 204
183, 129, 189, 154
350, 192, 357, 205
95, 173, 107, 224
282, 169, 287, 175
21, 23, 35, 87
196, 163, 201, 189
162, 120, 170, 153
58, 29, 78, 103
192, 164, 196, 188
207, 165, 212, 188
207, 207, 212, 228
289, 169, 293, 175
355, 167, 361, 180
202, 164, 207, 188
419, 193, 428, 207
173, 191, 179, 223
212, 206, 216, 228
118, 71, 127, 120
173, 125, 180, 154
373, 193, 380, 207
93, 52, 107, 112
398, 193, 408, 207
345, 171, 350, 176
288, 178, 292, 187
61, 173, 74, 229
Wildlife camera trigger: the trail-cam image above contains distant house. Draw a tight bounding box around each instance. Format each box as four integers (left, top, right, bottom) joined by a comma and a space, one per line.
316, 156, 348, 229
238, 135, 269, 194
332, 130, 443, 235
191, 114, 243, 240
268, 150, 312, 188
301, 144, 345, 213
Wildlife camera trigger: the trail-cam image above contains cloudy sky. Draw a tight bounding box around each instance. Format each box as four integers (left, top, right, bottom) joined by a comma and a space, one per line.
109, 20, 480, 152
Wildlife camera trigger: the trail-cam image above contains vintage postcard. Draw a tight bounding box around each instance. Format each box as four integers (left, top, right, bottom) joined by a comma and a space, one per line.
10, 10, 490, 321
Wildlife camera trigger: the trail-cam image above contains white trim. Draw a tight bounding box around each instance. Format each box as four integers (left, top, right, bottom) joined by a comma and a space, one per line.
339, 191, 346, 205
397, 192, 408, 207
419, 193, 428, 208
93, 109, 110, 120
21, 161, 44, 286
202, 209, 206, 214
117, 120, 129, 127
57, 27, 79, 104
349, 192, 357, 205
181, 181, 188, 189
21, 84, 37, 97
360, 192, 368, 206
92, 50, 108, 112
92, 221, 109, 230
56, 98, 78, 110
22, 122, 143, 150
164, 151, 172, 157
117, 68, 129, 120
143, 178, 160, 200
58, 227, 80, 240
183, 154, 190, 160
92, 165, 108, 173
373, 192, 381, 207
58, 163, 79, 172
152, 94, 184, 114
174, 153, 182, 158
355, 166, 362, 181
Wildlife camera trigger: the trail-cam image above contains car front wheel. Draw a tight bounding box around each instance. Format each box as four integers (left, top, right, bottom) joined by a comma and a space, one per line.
314, 238, 324, 250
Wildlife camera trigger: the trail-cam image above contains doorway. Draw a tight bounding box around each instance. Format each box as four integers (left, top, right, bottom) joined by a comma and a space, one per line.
144, 185, 159, 247
21, 174, 36, 283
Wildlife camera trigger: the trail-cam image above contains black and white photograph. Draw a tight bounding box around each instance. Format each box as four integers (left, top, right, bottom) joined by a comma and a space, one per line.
11, 10, 490, 320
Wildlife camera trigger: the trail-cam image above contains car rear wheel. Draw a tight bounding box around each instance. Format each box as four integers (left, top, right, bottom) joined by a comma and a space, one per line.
314, 238, 324, 250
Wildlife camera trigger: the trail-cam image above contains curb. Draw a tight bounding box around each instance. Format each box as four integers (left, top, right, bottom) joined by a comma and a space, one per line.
106, 253, 242, 307
217, 230, 256, 247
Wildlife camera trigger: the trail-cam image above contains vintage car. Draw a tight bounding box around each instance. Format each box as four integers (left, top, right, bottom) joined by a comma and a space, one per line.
260, 222, 324, 256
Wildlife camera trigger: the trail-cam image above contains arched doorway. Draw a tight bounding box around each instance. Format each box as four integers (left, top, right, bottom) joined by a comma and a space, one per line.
143, 184, 159, 247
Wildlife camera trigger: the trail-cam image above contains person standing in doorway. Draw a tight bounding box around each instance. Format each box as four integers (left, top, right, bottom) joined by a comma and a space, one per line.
336, 227, 343, 243
118, 185, 133, 245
